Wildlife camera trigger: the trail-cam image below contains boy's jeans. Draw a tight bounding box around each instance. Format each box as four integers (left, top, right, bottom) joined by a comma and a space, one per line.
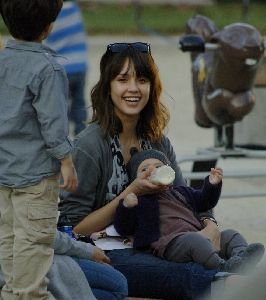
0, 175, 59, 300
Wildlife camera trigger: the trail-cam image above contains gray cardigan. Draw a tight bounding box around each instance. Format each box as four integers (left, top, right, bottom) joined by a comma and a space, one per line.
59, 122, 186, 226
0, 231, 97, 300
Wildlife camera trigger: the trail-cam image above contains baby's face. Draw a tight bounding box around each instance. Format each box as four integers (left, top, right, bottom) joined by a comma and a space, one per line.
137, 158, 164, 177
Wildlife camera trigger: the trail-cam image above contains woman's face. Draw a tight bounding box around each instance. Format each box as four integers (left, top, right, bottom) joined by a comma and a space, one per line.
110, 58, 151, 121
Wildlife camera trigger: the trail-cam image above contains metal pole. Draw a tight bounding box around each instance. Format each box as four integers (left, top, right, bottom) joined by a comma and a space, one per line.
214, 126, 223, 147
225, 124, 234, 149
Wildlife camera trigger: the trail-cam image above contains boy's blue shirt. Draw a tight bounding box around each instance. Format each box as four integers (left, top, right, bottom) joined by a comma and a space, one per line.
0, 39, 72, 187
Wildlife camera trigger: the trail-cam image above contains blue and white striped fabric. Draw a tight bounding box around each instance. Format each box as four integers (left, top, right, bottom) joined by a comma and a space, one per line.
46, 1, 89, 75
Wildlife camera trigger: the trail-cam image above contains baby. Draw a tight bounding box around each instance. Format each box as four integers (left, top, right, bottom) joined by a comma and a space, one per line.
114, 149, 264, 273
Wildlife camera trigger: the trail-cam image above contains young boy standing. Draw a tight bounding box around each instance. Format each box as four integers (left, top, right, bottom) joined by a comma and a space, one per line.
0, 1, 78, 299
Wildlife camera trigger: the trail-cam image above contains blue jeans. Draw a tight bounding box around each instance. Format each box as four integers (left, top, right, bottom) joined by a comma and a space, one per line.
67, 72, 88, 135
75, 258, 128, 300
107, 249, 217, 300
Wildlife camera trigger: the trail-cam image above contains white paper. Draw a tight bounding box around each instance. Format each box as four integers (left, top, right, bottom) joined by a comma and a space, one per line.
91, 224, 133, 250
94, 237, 132, 250
105, 224, 121, 237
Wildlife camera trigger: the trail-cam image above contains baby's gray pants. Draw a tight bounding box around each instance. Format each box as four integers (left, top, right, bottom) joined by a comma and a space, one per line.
164, 229, 248, 269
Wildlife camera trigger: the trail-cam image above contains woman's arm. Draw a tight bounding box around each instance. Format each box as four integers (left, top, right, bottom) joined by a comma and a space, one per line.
73, 172, 166, 235
59, 146, 101, 226
73, 181, 139, 235
73, 196, 121, 235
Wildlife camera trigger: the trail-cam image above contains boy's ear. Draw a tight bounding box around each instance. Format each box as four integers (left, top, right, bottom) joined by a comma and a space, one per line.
42, 23, 54, 40
47, 23, 54, 35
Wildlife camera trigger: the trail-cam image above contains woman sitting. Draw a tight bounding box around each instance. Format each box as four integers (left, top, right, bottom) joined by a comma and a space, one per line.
59, 42, 238, 299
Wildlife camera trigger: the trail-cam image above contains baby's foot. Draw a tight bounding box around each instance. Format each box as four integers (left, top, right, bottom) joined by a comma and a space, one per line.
237, 243, 265, 273
222, 243, 265, 274
220, 255, 242, 273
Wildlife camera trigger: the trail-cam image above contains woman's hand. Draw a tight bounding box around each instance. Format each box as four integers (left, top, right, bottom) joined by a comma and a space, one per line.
198, 219, 221, 252
128, 169, 169, 196
91, 246, 111, 264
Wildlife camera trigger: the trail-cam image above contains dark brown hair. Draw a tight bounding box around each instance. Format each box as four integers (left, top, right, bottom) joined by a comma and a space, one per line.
0, 0, 63, 41
91, 46, 170, 142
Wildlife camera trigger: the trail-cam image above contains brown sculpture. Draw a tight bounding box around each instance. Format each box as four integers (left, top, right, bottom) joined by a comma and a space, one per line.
183, 15, 264, 128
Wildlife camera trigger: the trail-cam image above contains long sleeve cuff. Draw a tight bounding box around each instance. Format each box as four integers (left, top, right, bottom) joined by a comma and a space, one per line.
204, 177, 222, 193
47, 137, 73, 160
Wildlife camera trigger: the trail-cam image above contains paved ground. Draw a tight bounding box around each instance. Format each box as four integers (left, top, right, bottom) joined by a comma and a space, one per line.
87, 35, 266, 248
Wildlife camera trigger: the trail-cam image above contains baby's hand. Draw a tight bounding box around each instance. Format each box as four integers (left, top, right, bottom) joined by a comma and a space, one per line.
209, 167, 223, 185
123, 193, 138, 208
91, 246, 111, 264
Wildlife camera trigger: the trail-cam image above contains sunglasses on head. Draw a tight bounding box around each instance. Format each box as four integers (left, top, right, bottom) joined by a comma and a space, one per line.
107, 42, 151, 54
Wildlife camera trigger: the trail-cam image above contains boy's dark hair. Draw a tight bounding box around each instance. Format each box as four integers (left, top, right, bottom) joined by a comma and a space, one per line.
0, 0, 63, 41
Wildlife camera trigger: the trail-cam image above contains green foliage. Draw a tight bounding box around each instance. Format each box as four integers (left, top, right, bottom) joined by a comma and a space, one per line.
82, 4, 137, 35
81, 3, 266, 35
216, 0, 264, 3
1, 3, 266, 36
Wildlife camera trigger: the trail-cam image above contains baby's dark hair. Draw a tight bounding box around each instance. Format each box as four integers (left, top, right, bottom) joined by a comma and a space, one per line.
0, 0, 63, 41
127, 148, 170, 182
